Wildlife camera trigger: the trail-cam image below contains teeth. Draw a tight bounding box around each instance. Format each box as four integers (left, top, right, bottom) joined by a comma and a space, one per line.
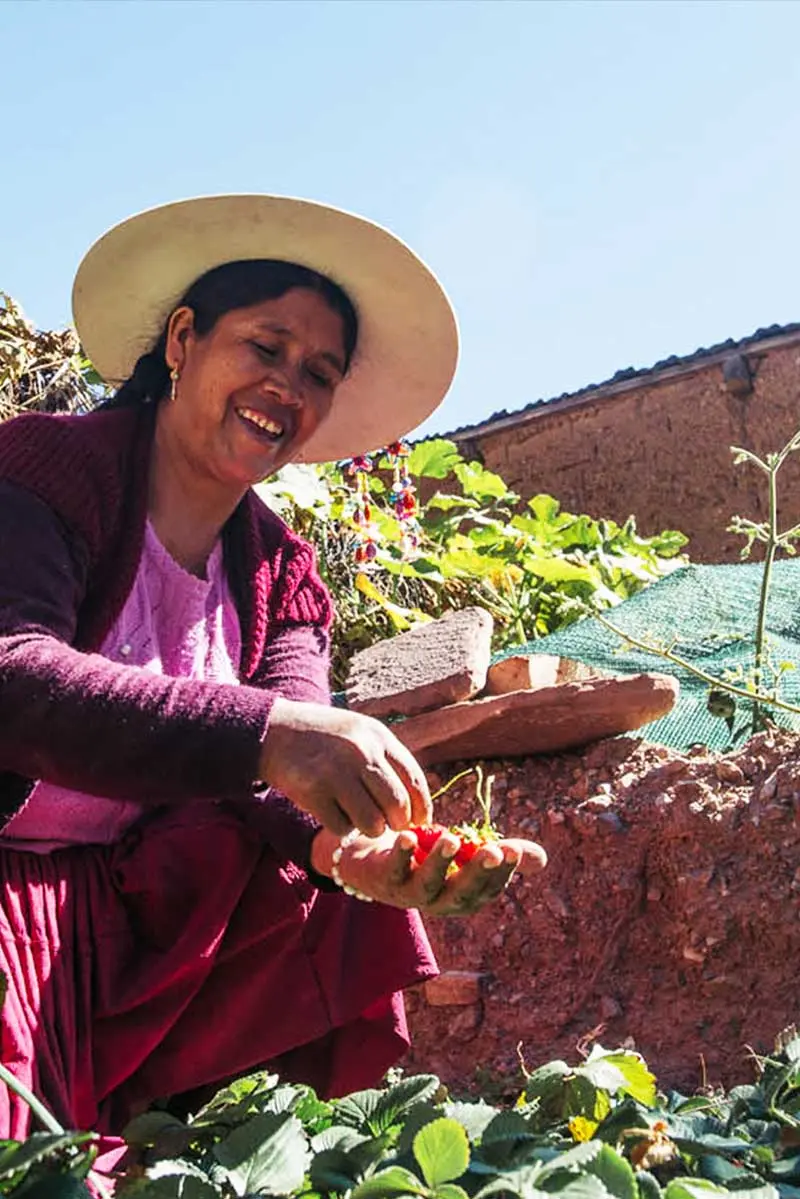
237, 407, 284, 437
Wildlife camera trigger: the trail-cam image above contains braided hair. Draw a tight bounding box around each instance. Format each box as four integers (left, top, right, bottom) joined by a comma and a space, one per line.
104, 260, 359, 409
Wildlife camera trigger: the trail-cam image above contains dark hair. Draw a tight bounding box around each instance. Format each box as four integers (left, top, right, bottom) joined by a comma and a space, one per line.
104, 259, 359, 408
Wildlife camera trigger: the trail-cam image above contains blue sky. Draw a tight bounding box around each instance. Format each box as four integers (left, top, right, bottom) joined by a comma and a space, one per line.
3, 0, 800, 438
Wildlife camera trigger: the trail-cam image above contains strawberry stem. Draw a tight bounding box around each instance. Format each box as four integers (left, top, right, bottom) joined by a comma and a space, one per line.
475, 765, 497, 836
430, 768, 474, 803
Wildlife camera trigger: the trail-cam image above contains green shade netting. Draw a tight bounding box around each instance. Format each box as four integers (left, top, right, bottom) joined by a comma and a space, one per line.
492, 561, 800, 751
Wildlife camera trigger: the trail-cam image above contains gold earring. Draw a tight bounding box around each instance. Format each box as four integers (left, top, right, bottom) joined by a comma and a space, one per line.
170, 367, 179, 403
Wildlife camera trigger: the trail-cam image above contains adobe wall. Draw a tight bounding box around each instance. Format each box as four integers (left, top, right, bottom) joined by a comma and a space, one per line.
456, 337, 800, 563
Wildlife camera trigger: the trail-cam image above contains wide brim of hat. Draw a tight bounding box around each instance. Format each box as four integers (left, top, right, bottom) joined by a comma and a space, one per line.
72, 194, 459, 463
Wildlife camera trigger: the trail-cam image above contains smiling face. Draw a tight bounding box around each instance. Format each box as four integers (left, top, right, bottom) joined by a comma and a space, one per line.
158, 287, 349, 493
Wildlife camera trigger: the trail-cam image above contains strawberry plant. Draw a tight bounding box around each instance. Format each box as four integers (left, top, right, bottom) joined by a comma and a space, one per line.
7, 1025, 800, 1198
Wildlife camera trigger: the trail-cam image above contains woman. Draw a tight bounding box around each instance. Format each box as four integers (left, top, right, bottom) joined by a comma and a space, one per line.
0, 195, 546, 1139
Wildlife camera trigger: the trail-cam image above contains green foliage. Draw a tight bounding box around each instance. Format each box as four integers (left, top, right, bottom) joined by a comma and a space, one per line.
12, 1030, 800, 1199
255, 440, 687, 688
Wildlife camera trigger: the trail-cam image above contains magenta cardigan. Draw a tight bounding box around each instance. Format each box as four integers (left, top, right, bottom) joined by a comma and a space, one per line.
0, 402, 336, 873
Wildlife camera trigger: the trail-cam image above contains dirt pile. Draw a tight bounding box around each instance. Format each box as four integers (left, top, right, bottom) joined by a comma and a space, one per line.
405, 729, 800, 1098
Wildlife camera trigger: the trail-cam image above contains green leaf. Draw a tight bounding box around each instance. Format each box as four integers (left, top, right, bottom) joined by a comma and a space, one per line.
542, 1141, 604, 1174
472, 1168, 549, 1198
455, 461, 510, 502
482, 1111, 534, 1144
427, 492, 480, 512
256, 464, 334, 516
662, 1181, 729, 1199
334, 1087, 384, 1132
522, 557, 599, 585
636, 1170, 663, 1199
414, 1118, 470, 1187
192, 1071, 280, 1126
308, 1146, 362, 1192
132, 1161, 223, 1199
408, 439, 462, 479
723, 1188, 779, 1199
123, 1111, 190, 1149
373, 1075, 441, 1132
435, 1186, 470, 1199
479, 1111, 538, 1168
443, 1101, 499, 1142
0, 1134, 95, 1180
529, 495, 562, 523
13, 1179, 93, 1199
310, 1124, 368, 1153
586, 1144, 638, 1199
581, 1049, 657, 1107
350, 1164, 429, 1198
213, 1111, 308, 1196
556, 1180, 615, 1199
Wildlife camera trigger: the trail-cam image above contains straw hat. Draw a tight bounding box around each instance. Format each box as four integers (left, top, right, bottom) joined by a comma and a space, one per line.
71, 195, 459, 463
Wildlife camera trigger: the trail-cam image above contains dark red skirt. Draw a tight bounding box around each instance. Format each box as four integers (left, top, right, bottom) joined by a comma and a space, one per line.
0, 803, 437, 1138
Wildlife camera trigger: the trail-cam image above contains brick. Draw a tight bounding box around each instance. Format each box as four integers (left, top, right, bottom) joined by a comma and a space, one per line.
485, 654, 559, 694
484, 654, 606, 696
393, 673, 679, 766
345, 607, 493, 719
425, 971, 485, 1006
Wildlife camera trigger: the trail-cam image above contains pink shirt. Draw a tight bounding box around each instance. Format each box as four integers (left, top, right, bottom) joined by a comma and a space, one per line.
3, 522, 242, 851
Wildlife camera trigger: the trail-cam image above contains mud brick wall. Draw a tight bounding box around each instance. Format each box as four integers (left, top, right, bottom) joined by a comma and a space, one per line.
454, 335, 800, 563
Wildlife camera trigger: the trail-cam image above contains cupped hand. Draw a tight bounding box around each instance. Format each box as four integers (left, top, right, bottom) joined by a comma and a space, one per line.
312, 827, 547, 915
258, 698, 431, 838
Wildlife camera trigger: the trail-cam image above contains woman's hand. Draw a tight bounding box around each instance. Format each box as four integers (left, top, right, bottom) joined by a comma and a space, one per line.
311, 827, 547, 916
259, 698, 432, 838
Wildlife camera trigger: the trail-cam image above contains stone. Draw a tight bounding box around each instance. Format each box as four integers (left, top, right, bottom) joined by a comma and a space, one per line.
484, 654, 605, 696
425, 970, 485, 1006
714, 760, 746, 786
345, 607, 493, 719
393, 673, 679, 766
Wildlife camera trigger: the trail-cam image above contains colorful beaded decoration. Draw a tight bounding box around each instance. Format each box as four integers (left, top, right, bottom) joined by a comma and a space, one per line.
344, 443, 421, 564
386, 440, 421, 557
345, 454, 379, 564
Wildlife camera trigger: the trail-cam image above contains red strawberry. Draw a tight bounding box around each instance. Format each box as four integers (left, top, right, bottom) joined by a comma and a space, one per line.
409, 823, 448, 865
452, 824, 500, 867
454, 839, 480, 866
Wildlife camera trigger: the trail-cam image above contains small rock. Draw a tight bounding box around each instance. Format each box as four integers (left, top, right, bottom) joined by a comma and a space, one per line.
346, 607, 493, 719
714, 760, 746, 786
649, 758, 690, 783
584, 793, 613, 809
425, 970, 485, 1006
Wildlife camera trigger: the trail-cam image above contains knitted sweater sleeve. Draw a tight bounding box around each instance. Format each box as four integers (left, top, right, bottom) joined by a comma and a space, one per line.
0, 480, 274, 807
